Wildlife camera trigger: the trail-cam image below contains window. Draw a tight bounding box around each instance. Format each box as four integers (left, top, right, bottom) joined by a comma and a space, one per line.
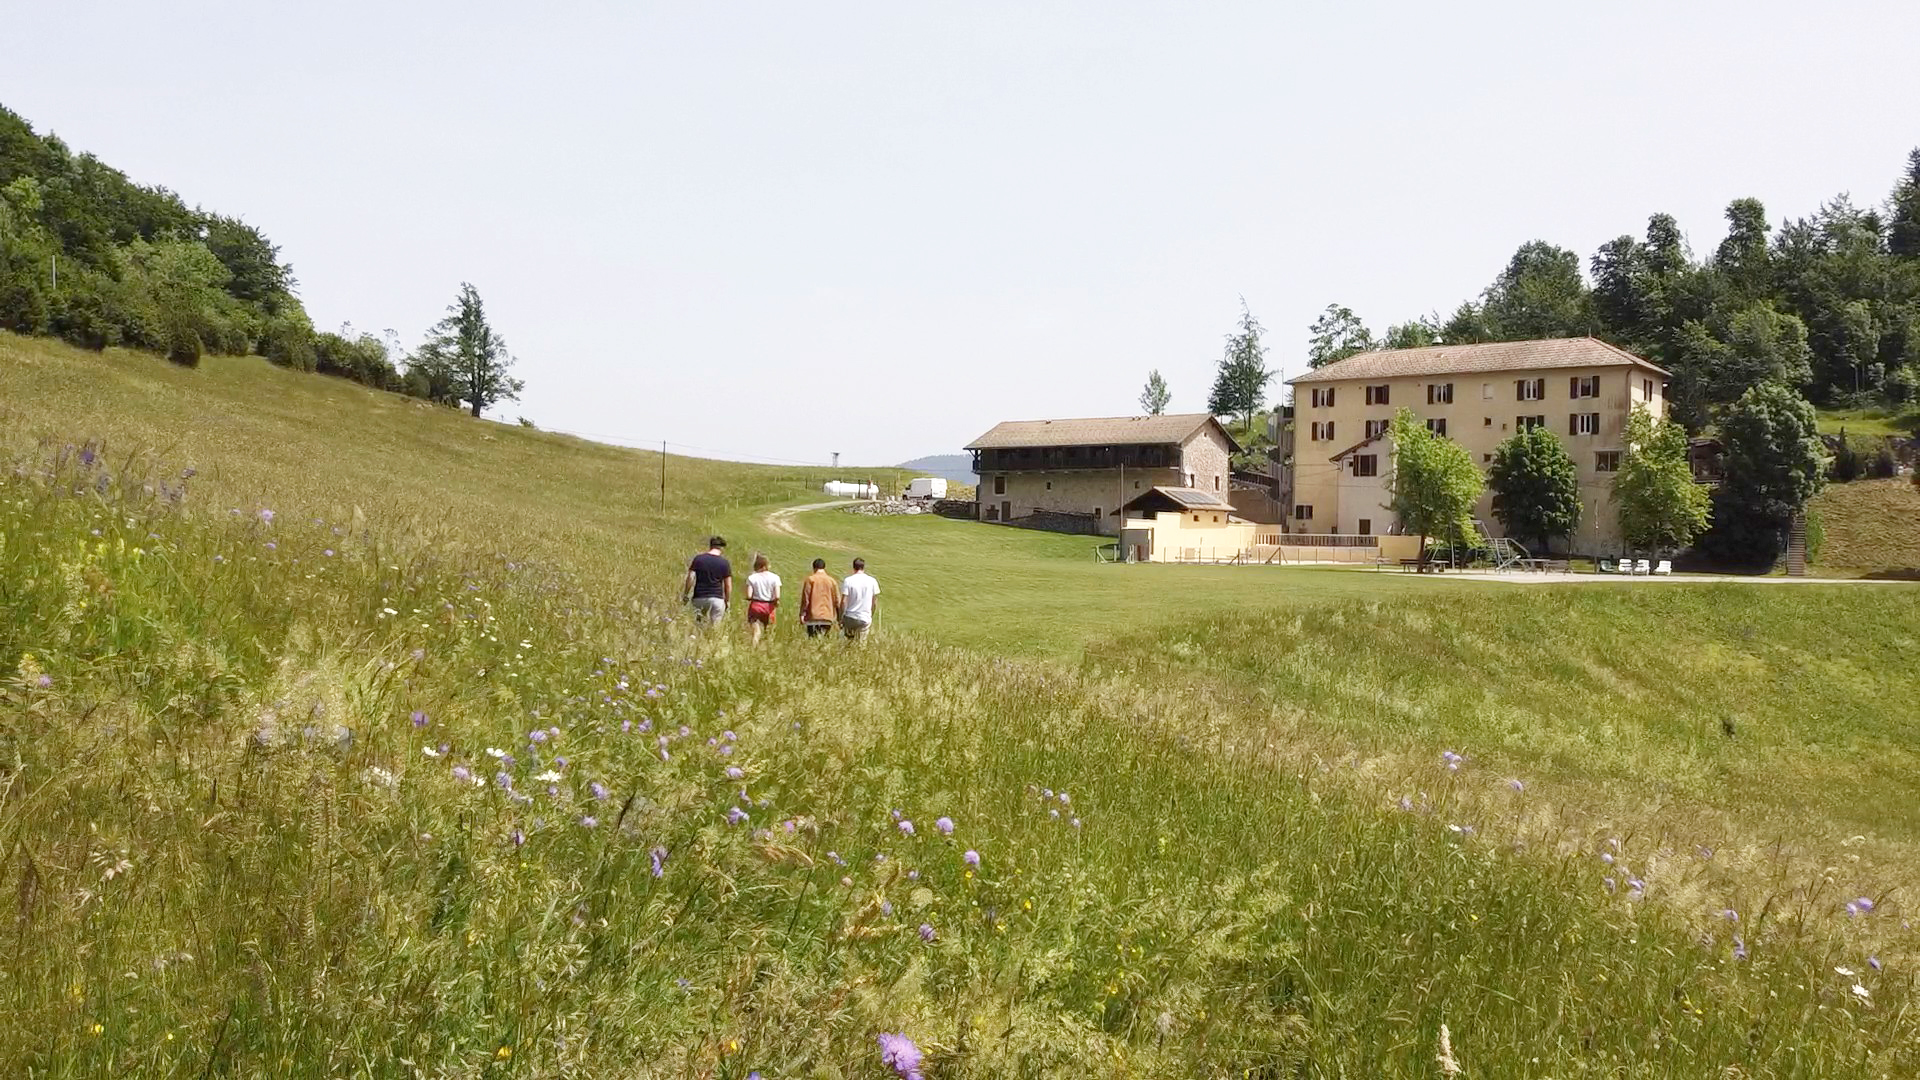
1364, 419, 1388, 439
1482, 453, 1492, 463
1595, 451, 1621, 473
1366, 384, 1391, 405
1571, 375, 1600, 399
1310, 387, 1337, 408
1186, 472, 1195, 486
1569, 412, 1600, 436
1643, 378, 1654, 400
1353, 453, 1379, 477
1516, 415, 1546, 431
1483, 417, 1493, 426
1358, 518, 1372, 536
1427, 382, 1454, 405
993, 475, 1005, 495
1133, 480, 1141, 489
1310, 421, 1336, 442
1093, 506, 1102, 521
1214, 475, 1221, 491
1426, 417, 1447, 437
1482, 382, 1494, 400
1516, 377, 1546, 401
1045, 481, 1052, 490
1294, 504, 1313, 521
1212, 514, 1221, 523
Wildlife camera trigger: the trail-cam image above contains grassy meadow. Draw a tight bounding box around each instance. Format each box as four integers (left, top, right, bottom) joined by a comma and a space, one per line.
6, 332, 1920, 1077
1812, 478, 1920, 574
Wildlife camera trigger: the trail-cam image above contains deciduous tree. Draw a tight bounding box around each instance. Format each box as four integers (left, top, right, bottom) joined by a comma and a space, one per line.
1611, 408, 1710, 553
1139, 369, 1170, 415
1487, 426, 1580, 551
1699, 382, 1826, 566
1306, 303, 1373, 368
1387, 408, 1482, 553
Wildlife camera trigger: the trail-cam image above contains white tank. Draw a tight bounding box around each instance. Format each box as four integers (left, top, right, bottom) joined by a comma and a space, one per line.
822, 481, 879, 498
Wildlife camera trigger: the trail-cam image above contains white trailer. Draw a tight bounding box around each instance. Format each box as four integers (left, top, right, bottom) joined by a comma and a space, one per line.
905, 477, 948, 500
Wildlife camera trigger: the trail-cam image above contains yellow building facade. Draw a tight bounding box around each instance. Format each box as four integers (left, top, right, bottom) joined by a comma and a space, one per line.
1285, 338, 1670, 554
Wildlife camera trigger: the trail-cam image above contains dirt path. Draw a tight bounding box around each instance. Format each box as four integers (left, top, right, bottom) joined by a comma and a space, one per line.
761, 500, 863, 547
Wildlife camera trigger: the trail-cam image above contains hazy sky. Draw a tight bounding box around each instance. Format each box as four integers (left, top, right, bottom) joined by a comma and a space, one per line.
10, 2, 1919, 466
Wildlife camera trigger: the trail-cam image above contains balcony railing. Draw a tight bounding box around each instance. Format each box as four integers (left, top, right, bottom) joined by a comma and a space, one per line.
973, 446, 1178, 473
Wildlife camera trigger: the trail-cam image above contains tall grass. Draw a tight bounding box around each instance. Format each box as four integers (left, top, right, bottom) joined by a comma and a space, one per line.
6, 444, 1920, 1077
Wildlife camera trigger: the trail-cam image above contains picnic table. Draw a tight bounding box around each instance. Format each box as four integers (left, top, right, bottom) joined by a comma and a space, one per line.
1400, 558, 1447, 573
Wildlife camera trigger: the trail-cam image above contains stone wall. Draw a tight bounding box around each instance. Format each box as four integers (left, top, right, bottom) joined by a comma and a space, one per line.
1176, 427, 1232, 497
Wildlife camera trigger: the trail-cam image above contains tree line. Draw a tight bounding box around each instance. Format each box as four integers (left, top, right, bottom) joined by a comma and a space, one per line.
0, 105, 522, 418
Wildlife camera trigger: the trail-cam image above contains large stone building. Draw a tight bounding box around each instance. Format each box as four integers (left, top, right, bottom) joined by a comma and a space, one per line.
1285, 337, 1671, 553
966, 413, 1239, 536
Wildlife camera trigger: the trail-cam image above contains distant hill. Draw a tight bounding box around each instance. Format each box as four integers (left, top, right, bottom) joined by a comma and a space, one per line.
897, 453, 977, 486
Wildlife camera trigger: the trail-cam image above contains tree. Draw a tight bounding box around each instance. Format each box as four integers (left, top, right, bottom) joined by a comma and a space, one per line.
1487, 426, 1580, 551
1611, 408, 1710, 553
1699, 382, 1826, 566
1207, 300, 1272, 429
410, 283, 524, 417
1481, 241, 1591, 340
1714, 197, 1773, 296
1306, 303, 1373, 368
1386, 408, 1483, 554
1889, 149, 1920, 259
1139, 369, 1170, 415
1382, 317, 1440, 350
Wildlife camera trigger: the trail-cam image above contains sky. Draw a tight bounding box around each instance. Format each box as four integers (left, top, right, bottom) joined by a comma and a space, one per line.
9, 1, 1920, 467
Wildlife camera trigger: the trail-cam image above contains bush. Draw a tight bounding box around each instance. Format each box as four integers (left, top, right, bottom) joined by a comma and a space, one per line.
1870, 448, 1898, 479
1831, 433, 1861, 482
165, 322, 202, 368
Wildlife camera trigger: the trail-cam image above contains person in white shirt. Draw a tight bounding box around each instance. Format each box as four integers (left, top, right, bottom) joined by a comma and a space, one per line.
744, 553, 782, 645
838, 557, 879, 642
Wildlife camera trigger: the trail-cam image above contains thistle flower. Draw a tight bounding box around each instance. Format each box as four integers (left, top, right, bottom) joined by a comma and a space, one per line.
898, 820, 915, 837
877, 1033, 925, 1080
934, 817, 954, 836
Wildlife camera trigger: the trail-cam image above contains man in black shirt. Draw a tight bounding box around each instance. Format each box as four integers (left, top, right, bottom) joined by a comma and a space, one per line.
683, 536, 732, 623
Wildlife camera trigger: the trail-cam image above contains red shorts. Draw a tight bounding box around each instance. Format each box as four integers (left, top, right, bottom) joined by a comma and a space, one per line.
747, 599, 777, 625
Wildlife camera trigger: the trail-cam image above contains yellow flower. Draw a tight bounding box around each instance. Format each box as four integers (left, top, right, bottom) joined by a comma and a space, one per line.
165, 1031, 175, 1042
1022, 898, 1033, 912
90, 1023, 103, 1036
725, 1038, 740, 1056
495, 1046, 512, 1060
69, 984, 84, 1003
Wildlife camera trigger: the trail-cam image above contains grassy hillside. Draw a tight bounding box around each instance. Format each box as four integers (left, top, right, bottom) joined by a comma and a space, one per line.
1813, 477, 1920, 573
1817, 405, 1920, 437
7, 332, 1920, 1076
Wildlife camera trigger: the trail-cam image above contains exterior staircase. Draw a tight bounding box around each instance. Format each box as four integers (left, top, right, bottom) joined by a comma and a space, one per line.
1786, 512, 1808, 577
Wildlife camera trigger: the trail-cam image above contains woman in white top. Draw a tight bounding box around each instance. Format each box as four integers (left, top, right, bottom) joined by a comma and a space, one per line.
744, 553, 781, 645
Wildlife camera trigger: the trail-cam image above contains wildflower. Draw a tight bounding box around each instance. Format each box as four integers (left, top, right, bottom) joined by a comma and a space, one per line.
486, 747, 506, 759
512, 829, 526, 846
723, 729, 737, 741
934, 817, 954, 836
258, 508, 275, 524
920, 923, 936, 942
650, 846, 667, 877
1058, 792, 1070, 805
1041, 789, 1053, 799
265, 542, 276, 551
1070, 817, 1082, 828
877, 1033, 925, 1080
1441, 750, 1463, 770
1720, 909, 1739, 922
1397, 795, 1414, 812
535, 770, 562, 783
590, 782, 610, 800
899, 820, 915, 837
1856, 896, 1876, 914
1049, 808, 1060, 819
726, 766, 744, 780
1600, 852, 1614, 865
963, 849, 980, 867
1853, 983, 1871, 1001
678, 725, 691, 738
881, 900, 894, 917
1836, 966, 1856, 977
1603, 877, 1617, 893
580, 815, 598, 829
1627, 877, 1646, 895
1870, 955, 1883, 971
324, 549, 335, 557
411, 710, 429, 727
422, 746, 442, 757
495, 772, 513, 790
1508, 778, 1524, 792
451, 766, 472, 783
496, 1046, 512, 1060
34, 674, 52, 689
727, 807, 749, 826
828, 851, 846, 866
529, 729, 548, 744
1732, 936, 1747, 961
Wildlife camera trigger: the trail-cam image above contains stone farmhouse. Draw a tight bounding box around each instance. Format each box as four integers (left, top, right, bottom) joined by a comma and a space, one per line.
1285, 337, 1671, 553
966, 413, 1239, 536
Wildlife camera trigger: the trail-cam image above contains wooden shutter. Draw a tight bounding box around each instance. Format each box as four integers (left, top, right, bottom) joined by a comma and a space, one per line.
1570, 376, 1580, 397
1569, 413, 1578, 435
1327, 387, 1336, 407
1535, 378, 1546, 399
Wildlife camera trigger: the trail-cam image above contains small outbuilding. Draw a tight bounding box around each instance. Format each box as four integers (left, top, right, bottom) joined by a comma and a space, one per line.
1117, 486, 1259, 563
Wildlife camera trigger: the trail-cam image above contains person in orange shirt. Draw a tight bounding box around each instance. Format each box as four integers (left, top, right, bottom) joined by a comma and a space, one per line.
798, 558, 841, 638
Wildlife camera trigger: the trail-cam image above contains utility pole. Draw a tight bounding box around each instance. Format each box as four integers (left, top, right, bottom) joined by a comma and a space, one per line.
50, 254, 56, 290
659, 440, 666, 512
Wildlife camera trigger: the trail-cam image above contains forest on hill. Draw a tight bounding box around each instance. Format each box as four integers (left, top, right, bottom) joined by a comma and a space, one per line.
1312, 151, 1920, 429
0, 104, 529, 415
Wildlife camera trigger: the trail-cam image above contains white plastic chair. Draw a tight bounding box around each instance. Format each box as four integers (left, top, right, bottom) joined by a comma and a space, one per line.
1653, 559, 1672, 576
1635, 558, 1652, 575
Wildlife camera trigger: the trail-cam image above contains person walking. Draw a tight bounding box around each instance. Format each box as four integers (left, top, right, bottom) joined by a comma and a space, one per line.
799, 557, 841, 638
745, 553, 781, 645
683, 536, 732, 624
839, 557, 880, 642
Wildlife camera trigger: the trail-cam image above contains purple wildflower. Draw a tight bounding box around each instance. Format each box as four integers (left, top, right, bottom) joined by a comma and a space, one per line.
1721, 909, 1739, 922
451, 766, 472, 783
512, 829, 526, 846
726, 766, 744, 780
1070, 817, 1082, 828
649, 846, 667, 877
727, 807, 749, 826
34, 674, 52, 690
881, 900, 894, 917
963, 849, 980, 867
877, 1033, 924, 1080
935, 817, 954, 836
529, 729, 548, 744
590, 782, 610, 800
324, 549, 335, 557
723, 729, 737, 741
1732, 936, 1748, 961
828, 851, 846, 866
678, 725, 691, 738
495, 772, 513, 790
1856, 896, 1876, 913
1870, 956, 1883, 971
1508, 778, 1525, 792
265, 542, 276, 551
920, 923, 936, 942
579, 815, 598, 828
411, 710, 429, 727
898, 820, 915, 837
258, 508, 274, 524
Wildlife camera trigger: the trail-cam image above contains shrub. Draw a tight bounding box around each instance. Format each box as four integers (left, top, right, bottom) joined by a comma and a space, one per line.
1870, 448, 1898, 479
165, 321, 202, 368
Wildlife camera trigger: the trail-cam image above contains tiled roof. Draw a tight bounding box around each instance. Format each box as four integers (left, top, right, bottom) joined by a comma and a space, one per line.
966, 413, 1234, 450
1288, 337, 1670, 384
